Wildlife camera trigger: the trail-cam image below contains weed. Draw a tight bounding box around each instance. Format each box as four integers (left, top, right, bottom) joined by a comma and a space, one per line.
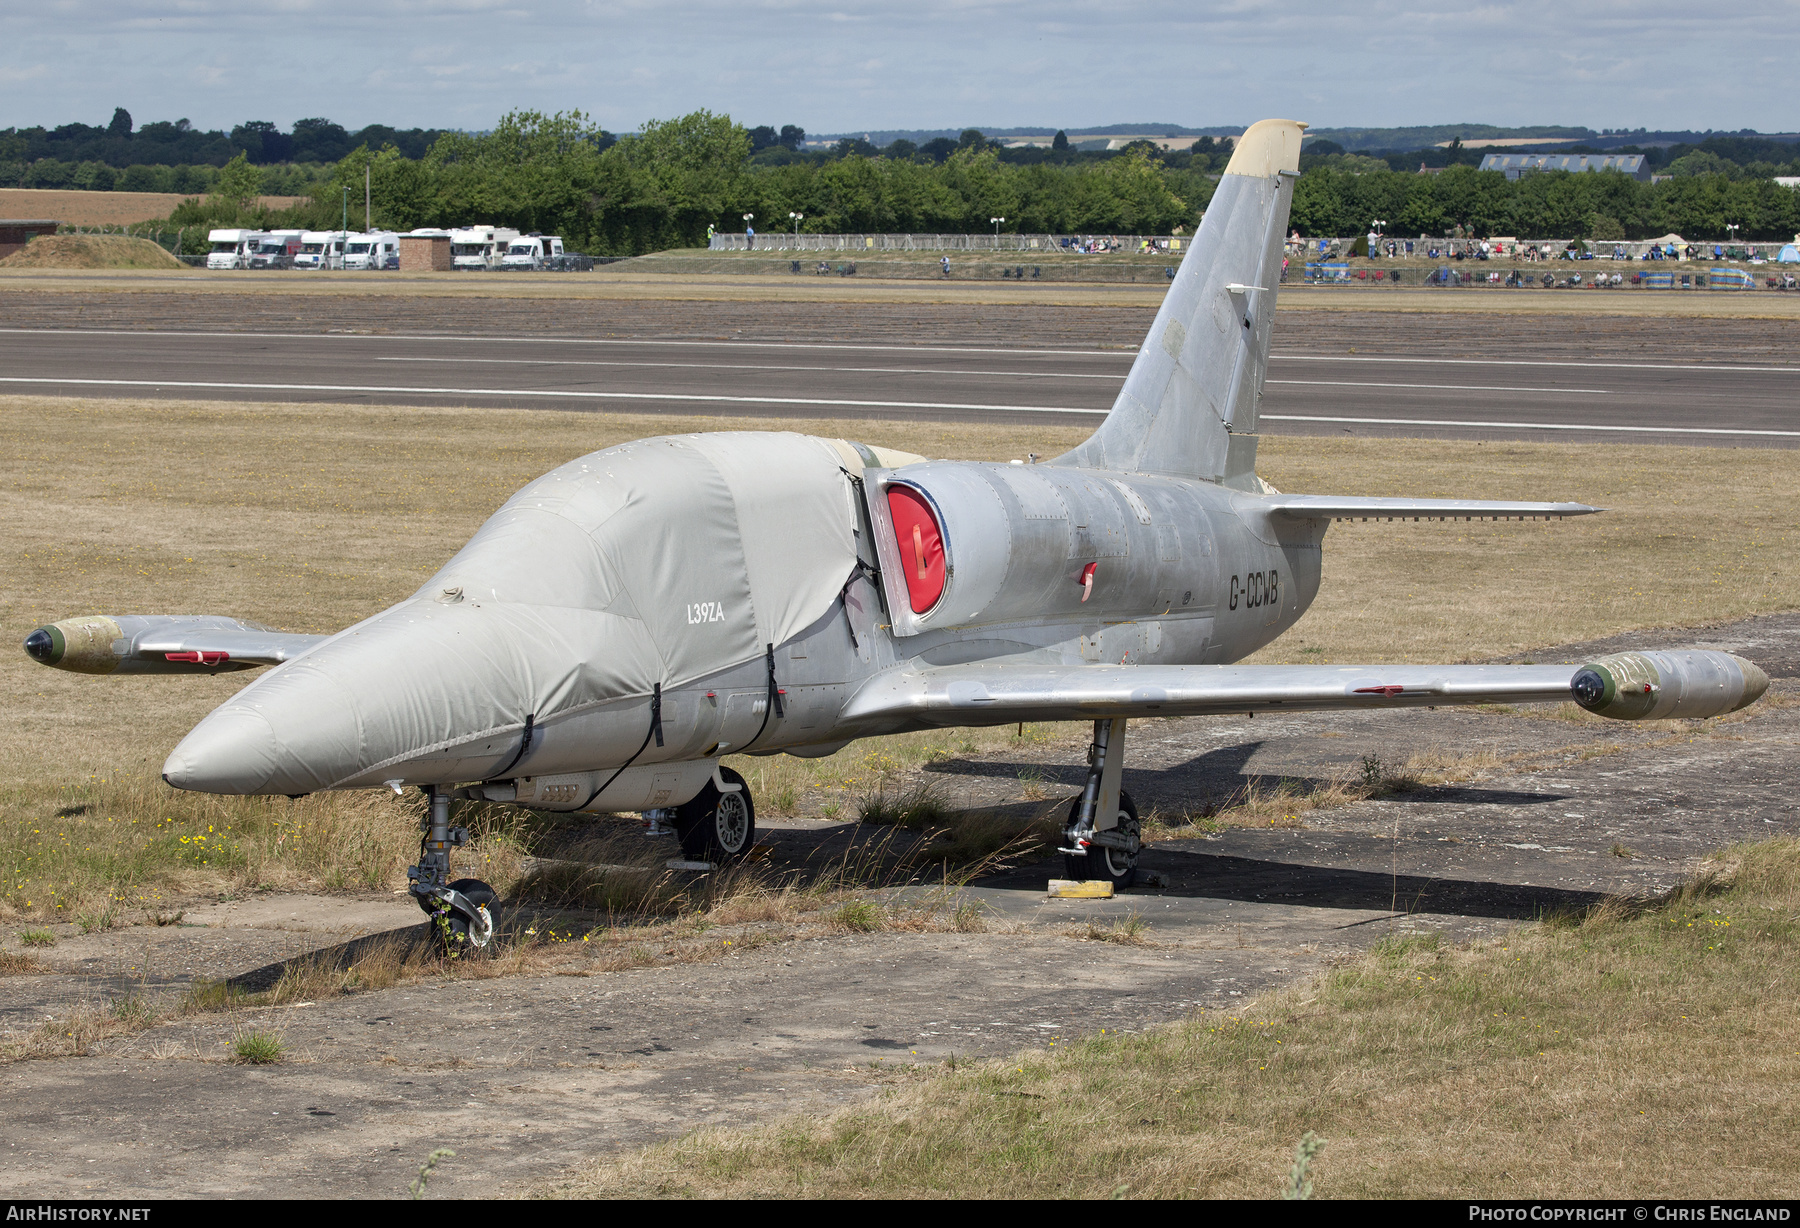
231, 1028, 285, 1064
18, 928, 54, 948
153, 910, 186, 926
410, 1148, 456, 1199
834, 899, 886, 933
0, 950, 44, 975
75, 905, 116, 934
858, 782, 952, 830
1282, 1132, 1326, 1200
1359, 754, 1385, 788
110, 994, 155, 1027
180, 978, 252, 1014
1612, 843, 1638, 859
1082, 912, 1150, 945
951, 902, 986, 933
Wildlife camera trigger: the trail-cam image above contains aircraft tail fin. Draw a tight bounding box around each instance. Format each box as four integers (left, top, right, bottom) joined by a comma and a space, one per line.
1050, 119, 1304, 488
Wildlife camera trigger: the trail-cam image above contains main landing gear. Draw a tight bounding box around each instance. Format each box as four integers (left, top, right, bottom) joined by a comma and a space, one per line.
1060, 717, 1140, 888
408, 786, 496, 956
672, 765, 756, 863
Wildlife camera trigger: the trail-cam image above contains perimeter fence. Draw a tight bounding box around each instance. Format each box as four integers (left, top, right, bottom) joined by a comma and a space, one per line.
708, 232, 1188, 253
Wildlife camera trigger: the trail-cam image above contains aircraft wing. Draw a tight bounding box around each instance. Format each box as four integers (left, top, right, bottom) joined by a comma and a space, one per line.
841, 651, 1765, 726
1264, 496, 1599, 521
25, 615, 328, 674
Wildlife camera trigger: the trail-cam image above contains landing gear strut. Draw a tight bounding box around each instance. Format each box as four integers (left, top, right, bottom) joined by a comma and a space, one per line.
408, 786, 495, 955
1061, 717, 1140, 887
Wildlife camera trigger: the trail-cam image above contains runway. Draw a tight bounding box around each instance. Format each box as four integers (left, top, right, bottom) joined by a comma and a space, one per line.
2, 304, 1796, 445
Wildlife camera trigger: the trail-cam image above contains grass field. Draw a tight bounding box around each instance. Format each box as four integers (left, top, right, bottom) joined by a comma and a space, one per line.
4, 394, 1797, 922
554, 839, 1800, 1199
3, 262, 1800, 317
0, 188, 309, 227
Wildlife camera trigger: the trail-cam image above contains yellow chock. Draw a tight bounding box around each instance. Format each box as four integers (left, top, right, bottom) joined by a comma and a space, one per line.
1047, 879, 1114, 899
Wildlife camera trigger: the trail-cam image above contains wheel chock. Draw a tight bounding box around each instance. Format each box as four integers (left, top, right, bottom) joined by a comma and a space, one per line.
1047, 879, 1114, 899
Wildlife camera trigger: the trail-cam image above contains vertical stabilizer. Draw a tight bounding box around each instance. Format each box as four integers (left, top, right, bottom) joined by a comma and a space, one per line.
1050, 118, 1304, 488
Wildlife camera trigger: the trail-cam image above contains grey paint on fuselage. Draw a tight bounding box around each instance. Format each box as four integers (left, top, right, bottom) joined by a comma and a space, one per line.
434, 462, 1322, 810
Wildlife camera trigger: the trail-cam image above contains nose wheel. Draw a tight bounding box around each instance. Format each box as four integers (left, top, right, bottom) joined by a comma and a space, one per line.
408, 787, 498, 955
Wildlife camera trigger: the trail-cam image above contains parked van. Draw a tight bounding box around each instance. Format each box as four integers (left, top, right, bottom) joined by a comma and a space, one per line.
450, 225, 521, 271
205, 229, 264, 270
294, 231, 349, 270
247, 230, 305, 269
342, 231, 399, 270
500, 234, 565, 270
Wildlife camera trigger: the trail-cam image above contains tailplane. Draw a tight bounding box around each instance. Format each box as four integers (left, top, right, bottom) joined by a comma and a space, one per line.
1051, 118, 1304, 488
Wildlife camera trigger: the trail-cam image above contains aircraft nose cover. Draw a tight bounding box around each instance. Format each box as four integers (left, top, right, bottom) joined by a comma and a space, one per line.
887, 485, 946, 613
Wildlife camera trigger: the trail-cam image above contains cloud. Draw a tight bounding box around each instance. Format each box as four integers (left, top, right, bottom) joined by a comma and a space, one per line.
2, 1, 1796, 133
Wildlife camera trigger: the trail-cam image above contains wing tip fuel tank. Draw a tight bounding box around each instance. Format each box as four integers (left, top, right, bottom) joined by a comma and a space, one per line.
1571, 651, 1768, 721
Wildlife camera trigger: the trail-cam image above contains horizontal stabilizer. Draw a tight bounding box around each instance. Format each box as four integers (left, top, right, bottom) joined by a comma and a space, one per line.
1265, 496, 1599, 521
24, 615, 327, 675
843, 651, 1763, 725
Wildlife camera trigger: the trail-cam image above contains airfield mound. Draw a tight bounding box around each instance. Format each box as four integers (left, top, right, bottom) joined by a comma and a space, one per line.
0, 234, 186, 271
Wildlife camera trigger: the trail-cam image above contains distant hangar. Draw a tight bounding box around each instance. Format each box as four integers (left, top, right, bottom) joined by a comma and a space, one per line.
1478, 153, 1650, 181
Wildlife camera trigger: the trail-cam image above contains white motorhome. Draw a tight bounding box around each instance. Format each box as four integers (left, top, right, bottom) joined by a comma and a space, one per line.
450, 225, 521, 271
294, 231, 349, 270
205, 229, 265, 270
342, 231, 400, 270
500, 234, 566, 270
247, 230, 306, 270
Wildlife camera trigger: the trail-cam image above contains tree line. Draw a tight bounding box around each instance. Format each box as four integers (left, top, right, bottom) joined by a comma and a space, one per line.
1293, 162, 1800, 242
171, 111, 1217, 253
28, 108, 1797, 250
0, 108, 446, 169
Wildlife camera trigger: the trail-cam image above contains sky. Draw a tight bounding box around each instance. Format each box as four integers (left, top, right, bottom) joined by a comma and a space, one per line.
7, 0, 1799, 137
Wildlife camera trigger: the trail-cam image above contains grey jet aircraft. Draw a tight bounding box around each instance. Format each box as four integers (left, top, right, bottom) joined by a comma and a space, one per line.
24, 119, 1769, 949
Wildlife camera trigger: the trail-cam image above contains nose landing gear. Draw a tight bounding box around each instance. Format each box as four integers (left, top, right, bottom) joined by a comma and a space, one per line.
1061, 717, 1141, 887
408, 786, 496, 955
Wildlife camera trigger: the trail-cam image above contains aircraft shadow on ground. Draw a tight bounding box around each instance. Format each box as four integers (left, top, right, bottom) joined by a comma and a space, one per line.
226, 925, 435, 994
986, 846, 1612, 921
923, 744, 1570, 814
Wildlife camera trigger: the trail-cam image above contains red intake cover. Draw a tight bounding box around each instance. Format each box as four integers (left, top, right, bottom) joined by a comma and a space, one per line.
887, 485, 946, 614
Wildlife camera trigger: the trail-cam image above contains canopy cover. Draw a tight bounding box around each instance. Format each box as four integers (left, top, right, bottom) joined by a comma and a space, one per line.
170, 432, 863, 793
423, 431, 861, 697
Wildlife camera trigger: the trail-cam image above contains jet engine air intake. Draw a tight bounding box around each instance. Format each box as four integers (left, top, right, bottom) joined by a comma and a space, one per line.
885, 484, 947, 613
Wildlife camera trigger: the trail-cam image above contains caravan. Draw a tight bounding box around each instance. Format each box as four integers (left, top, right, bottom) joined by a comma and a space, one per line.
294, 231, 349, 270
205, 229, 265, 270
500, 234, 565, 270
450, 226, 521, 271
247, 231, 306, 270
342, 232, 399, 270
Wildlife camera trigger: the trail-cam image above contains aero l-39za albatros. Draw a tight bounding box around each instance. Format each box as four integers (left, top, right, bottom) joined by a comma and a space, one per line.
24, 120, 1768, 949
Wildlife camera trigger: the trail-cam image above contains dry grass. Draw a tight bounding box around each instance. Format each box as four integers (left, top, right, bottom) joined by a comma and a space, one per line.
0, 188, 306, 227
0, 234, 185, 270
0, 949, 45, 975
5, 393, 1798, 917
0, 776, 529, 922
553, 837, 1800, 1200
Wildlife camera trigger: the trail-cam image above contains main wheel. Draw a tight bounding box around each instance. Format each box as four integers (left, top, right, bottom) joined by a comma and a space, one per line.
1063, 790, 1139, 887
674, 767, 756, 863
430, 878, 496, 955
